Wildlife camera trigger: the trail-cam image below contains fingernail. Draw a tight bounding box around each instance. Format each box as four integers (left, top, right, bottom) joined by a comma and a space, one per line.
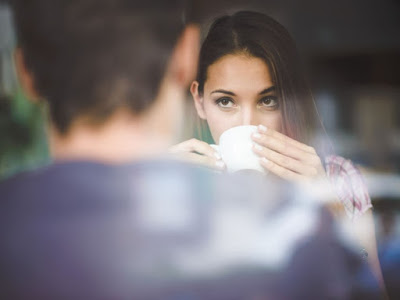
258, 125, 267, 132
253, 143, 263, 151
252, 132, 261, 139
261, 157, 269, 164
216, 160, 225, 169
214, 152, 221, 160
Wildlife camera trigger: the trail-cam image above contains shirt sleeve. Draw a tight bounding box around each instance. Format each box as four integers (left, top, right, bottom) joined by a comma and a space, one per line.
325, 155, 373, 221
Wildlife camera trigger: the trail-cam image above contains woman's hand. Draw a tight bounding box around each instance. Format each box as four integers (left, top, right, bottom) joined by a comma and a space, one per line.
169, 138, 225, 170
251, 125, 326, 182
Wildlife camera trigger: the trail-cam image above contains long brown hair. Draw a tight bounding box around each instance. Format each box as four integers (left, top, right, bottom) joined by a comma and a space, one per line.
195, 11, 331, 155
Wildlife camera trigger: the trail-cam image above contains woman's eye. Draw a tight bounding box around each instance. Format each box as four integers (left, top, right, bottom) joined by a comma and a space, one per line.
259, 96, 278, 108
216, 97, 234, 108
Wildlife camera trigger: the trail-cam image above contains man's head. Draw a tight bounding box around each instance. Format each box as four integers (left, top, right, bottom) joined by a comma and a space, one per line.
12, 0, 198, 136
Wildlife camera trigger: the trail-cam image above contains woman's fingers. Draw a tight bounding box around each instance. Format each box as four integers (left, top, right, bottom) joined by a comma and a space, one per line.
169, 139, 225, 170
252, 143, 318, 177
257, 125, 316, 155
252, 129, 318, 164
259, 157, 306, 182
169, 138, 220, 159
252, 125, 326, 181
182, 152, 225, 170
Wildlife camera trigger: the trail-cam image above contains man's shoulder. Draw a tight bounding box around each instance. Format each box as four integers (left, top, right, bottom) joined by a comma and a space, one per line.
0, 159, 215, 203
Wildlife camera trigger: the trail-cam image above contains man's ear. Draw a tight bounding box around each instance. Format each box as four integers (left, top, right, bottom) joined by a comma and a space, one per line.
190, 81, 206, 120
14, 48, 40, 101
168, 24, 200, 87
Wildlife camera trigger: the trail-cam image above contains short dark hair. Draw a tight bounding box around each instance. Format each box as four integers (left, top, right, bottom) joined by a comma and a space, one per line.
196, 11, 322, 145
12, 0, 186, 134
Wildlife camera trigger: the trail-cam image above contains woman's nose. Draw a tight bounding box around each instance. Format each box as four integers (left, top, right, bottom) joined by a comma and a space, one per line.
241, 109, 259, 126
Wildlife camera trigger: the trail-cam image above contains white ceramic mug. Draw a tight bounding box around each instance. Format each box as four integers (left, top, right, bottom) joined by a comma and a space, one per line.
211, 125, 265, 173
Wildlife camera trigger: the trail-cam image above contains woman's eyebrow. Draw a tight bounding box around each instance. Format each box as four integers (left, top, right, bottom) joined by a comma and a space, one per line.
210, 89, 236, 96
259, 86, 276, 94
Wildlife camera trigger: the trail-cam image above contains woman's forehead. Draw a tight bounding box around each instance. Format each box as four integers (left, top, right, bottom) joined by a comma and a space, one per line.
204, 54, 274, 93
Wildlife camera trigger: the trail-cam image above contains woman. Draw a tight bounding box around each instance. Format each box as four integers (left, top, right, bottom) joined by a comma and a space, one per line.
170, 11, 385, 292
171, 11, 370, 218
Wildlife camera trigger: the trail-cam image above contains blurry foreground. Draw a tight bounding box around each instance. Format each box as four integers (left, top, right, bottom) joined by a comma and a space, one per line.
0, 163, 377, 299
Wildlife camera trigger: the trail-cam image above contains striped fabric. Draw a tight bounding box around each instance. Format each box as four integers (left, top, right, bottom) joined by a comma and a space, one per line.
325, 155, 372, 220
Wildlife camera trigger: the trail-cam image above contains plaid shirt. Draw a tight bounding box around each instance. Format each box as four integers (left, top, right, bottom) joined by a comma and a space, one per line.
325, 155, 372, 220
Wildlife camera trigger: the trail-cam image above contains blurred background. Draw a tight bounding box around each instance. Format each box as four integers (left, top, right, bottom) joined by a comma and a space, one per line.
0, 0, 49, 179
0, 0, 399, 295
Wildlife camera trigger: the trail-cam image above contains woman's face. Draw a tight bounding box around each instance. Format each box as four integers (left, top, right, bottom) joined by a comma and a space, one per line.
192, 54, 282, 143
